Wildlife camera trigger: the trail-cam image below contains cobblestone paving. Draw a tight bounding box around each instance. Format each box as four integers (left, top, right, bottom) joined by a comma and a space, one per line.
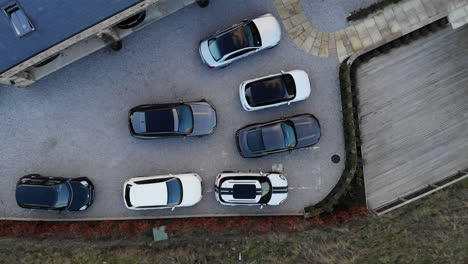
274, 0, 468, 61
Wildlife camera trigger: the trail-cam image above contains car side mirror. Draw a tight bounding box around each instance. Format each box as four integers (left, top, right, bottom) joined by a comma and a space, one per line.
287, 101, 291, 105
281, 70, 286, 74
260, 205, 264, 209
171, 207, 175, 211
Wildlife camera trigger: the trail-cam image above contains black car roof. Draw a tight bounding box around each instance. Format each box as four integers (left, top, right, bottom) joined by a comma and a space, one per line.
16, 185, 57, 207
232, 184, 257, 199
262, 124, 286, 150
211, 22, 259, 58
246, 74, 296, 107
145, 108, 175, 133
246, 129, 266, 152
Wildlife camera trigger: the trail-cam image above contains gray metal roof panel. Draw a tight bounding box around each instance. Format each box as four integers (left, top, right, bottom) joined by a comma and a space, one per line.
0, 0, 142, 74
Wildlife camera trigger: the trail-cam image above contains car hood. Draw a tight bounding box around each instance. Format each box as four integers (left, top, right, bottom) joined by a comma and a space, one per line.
252, 14, 281, 47
290, 115, 321, 148
267, 173, 288, 205
68, 181, 93, 211
130, 111, 147, 134
189, 102, 217, 136
288, 70, 311, 101
178, 174, 202, 207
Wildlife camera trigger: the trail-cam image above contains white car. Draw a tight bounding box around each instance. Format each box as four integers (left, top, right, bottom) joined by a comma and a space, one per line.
123, 173, 202, 210
199, 13, 281, 68
214, 172, 288, 206
239, 70, 311, 111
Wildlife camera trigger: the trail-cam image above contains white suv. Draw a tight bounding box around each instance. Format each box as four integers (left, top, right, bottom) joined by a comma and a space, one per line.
123, 173, 202, 210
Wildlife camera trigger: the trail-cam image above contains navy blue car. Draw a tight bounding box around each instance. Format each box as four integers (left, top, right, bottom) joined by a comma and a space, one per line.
15, 174, 94, 211
236, 114, 321, 158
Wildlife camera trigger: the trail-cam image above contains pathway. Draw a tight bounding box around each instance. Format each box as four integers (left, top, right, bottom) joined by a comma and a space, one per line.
274, 0, 468, 61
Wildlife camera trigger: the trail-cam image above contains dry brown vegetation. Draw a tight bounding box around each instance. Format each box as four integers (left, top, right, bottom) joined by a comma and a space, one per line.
0, 180, 466, 264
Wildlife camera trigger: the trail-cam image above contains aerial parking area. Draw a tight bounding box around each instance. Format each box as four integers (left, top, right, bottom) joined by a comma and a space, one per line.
0, 0, 344, 220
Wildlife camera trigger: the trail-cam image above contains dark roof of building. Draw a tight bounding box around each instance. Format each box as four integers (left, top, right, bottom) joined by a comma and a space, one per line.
0, 0, 142, 74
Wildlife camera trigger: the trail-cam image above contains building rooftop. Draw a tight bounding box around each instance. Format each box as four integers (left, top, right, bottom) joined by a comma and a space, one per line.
0, 0, 142, 74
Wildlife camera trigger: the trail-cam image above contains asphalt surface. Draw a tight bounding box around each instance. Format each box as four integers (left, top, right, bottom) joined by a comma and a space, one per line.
0, 0, 345, 220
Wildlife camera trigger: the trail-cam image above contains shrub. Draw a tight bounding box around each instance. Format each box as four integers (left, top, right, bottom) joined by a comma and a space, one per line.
304, 59, 363, 218
347, 0, 404, 21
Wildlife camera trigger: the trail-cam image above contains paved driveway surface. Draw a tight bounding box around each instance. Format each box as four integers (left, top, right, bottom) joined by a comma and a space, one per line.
0, 0, 344, 220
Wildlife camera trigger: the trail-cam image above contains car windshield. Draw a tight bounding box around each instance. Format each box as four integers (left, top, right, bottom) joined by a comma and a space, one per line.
260, 181, 271, 197
54, 183, 71, 208
166, 178, 182, 205
208, 21, 261, 61
175, 105, 193, 133
281, 122, 297, 148
247, 129, 266, 152
245, 74, 296, 107
258, 179, 272, 204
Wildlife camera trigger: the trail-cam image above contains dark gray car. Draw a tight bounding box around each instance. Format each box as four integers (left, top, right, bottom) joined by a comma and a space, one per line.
236, 114, 320, 158
129, 100, 217, 139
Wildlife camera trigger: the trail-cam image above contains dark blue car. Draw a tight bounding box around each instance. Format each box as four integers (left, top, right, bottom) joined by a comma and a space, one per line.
236, 114, 321, 158
16, 174, 94, 211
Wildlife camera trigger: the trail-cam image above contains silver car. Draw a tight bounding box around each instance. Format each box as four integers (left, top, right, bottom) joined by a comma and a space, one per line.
199, 13, 281, 68
129, 100, 217, 139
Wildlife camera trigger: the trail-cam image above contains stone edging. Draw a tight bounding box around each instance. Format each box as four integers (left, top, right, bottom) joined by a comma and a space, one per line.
274, 0, 465, 61
0, 212, 303, 222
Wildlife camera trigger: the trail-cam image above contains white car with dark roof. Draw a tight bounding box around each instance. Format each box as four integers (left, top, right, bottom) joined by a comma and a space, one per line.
199, 13, 281, 68
239, 70, 311, 111
214, 172, 288, 206
123, 173, 202, 210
